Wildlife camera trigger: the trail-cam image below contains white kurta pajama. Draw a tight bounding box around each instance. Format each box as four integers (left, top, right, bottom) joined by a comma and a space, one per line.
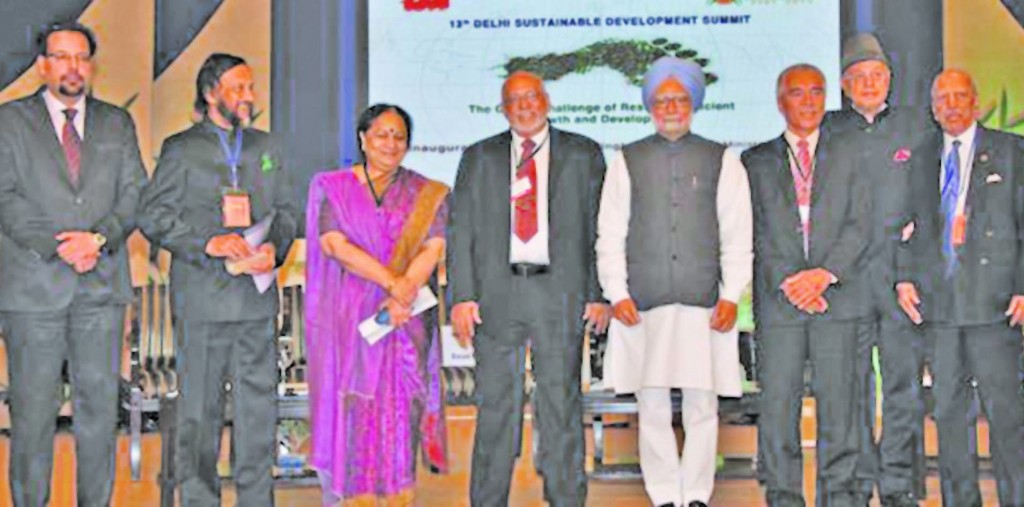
596, 147, 753, 506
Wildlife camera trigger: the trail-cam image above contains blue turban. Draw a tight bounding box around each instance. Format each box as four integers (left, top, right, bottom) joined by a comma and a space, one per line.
642, 56, 706, 111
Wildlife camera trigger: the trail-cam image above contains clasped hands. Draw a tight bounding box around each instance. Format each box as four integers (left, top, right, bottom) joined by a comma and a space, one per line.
206, 233, 275, 275
611, 297, 739, 332
56, 231, 102, 274
780, 267, 834, 314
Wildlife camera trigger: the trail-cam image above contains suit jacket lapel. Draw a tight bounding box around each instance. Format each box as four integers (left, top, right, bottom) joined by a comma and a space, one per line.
78, 98, 102, 191
964, 127, 992, 217
809, 130, 830, 216
546, 127, 563, 254
770, 136, 806, 256
494, 131, 513, 261
771, 136, 802, 225
26, 93, 75, 190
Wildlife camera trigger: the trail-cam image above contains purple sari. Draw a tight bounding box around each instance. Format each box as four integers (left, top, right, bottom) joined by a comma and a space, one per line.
305, 167, 449, 502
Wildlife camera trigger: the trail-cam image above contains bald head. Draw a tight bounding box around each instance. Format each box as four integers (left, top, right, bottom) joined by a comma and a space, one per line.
931, 69, 978, 136
502, 71, 550, 137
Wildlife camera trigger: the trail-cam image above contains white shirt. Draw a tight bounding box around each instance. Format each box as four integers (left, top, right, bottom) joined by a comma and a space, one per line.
941, 122, 978, 216
783, 129, 820, 230
596, 146, 753, 305
509, 124, 551, 264
42, 90, 85, 140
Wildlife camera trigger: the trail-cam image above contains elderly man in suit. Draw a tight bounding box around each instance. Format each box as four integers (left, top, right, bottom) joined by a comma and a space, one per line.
448, 71, 609, 506
896, 68, 1024, 507
596, 57, 752, 507
823, 33, 932, 507
0, 22, 146, 507
138, 53, 299, 507
743, 64, 872, 507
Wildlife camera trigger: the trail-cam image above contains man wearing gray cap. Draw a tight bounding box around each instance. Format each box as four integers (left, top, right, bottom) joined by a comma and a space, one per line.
596, 56, 753, 507
824, 32, 932, 507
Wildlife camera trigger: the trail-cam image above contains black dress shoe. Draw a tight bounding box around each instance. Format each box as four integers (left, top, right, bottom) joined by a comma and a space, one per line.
688, 502, 709, 507
880, 492, 918, 507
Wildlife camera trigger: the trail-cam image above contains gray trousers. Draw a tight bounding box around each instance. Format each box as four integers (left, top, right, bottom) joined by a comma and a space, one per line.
931, 324, 1024, 507
757, 321, 861, 507
175, 318, 278, 507
849, 317, 928, 500
3, 302, 124, 507
470, 274, 587, 507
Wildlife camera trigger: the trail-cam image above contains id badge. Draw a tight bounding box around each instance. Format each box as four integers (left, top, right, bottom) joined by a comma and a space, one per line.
222, 189, 252, 228
951, 213, 967, 247
510, 177, 532, 201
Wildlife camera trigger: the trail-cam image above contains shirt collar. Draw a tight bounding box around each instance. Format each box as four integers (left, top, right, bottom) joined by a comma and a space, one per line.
852, 102, 889, 125
42, 89, 85, 119
511, 122, 550, 151
943, 122, 977, 152
784, 128, 820, 152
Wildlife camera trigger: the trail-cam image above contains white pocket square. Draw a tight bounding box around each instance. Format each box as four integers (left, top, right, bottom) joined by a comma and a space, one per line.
986, 173, 1003, 184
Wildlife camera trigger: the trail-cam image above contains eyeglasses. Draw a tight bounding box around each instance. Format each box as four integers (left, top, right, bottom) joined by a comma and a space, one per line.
46, 52, 92, 65
652, 96, 691, 109
504, 91, 544, 106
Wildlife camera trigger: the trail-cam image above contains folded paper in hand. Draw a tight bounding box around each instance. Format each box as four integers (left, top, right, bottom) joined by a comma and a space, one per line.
358, 286, 438, 345
224, 213, 275, 293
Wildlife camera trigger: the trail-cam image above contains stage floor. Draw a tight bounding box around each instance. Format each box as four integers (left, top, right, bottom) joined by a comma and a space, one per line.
0, 405, 999, 506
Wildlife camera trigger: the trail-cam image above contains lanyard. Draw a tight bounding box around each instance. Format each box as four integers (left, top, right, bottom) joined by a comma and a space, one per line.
513, 132, 549, 172
215, 127, 244, 189
784, 143, 815, 183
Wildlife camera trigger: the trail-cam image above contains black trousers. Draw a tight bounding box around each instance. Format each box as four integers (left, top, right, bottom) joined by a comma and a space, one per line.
175, 318, 278, 507
931, 324, 1024, 507
3, 302, 124, 507
848, 316, 928, 500
469, 274, 587, 507
758, 321, 861, 507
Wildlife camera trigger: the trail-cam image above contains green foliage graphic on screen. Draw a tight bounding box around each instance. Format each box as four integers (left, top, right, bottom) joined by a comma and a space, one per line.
502, 39, 718, 87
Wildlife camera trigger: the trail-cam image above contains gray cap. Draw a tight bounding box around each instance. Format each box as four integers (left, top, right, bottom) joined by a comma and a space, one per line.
841, 33, 888, 71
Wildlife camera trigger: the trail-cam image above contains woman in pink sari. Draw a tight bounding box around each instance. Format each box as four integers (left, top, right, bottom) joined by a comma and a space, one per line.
305, 104, 448, 506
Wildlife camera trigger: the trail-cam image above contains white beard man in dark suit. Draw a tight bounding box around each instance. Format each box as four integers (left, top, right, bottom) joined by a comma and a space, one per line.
0, 22, 147, 507
448, 71, 610, 506
896, 68, 1024, 507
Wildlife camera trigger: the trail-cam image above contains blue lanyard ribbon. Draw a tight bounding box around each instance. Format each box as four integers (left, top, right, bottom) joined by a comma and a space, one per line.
214, 127, 244, 189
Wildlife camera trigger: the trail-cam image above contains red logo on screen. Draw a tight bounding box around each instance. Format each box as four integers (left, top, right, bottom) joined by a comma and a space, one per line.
404, 0, 450, 10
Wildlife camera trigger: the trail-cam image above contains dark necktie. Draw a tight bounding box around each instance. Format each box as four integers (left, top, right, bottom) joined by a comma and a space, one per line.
62, 108, 81, 187
941, 139, 962, 277
513, 138, 538, 242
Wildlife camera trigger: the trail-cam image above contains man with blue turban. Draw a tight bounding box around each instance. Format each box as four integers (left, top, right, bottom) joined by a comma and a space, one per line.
596, 56, 752, 507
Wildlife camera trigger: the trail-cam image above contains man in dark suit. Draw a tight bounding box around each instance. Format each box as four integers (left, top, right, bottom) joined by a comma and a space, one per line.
138, 54, 298, 507
448, 71, 609, 506
0, 22, 146, 507
823, 33, 932, 507
896, 68, 1024, 507
743, 64, 872, 507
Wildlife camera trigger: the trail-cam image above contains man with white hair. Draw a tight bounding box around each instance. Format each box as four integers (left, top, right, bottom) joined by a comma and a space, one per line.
596, 56, 753, 507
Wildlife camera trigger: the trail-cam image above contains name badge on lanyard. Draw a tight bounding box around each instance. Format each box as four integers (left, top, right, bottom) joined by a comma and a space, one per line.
216, 128, 252, 228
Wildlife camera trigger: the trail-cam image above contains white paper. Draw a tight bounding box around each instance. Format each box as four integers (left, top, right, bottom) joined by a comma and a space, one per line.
440, 325, 475, 367
358, 286, 438, 344
510, 177, 532, 200
231, 214, 276, 293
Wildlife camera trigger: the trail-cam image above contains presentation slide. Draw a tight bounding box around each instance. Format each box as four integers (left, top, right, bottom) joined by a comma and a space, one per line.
369, 0, 842, 184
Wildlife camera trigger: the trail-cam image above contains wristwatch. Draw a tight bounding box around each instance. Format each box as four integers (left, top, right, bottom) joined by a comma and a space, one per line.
93, 232, 107, 248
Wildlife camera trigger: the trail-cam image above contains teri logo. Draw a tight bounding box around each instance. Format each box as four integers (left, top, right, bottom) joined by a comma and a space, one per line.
404, 0, 450, 10
709, 0, 741, 4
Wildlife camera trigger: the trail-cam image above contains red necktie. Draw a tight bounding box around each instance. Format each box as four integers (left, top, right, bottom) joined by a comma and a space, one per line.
62, 108, 81, 187
513, 138, 538, 242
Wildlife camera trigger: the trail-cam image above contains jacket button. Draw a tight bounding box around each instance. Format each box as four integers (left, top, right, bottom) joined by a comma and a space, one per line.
74, 197, 83, 205
985, 229, 994, 237
672, 255, 678, 261
980, 257, 989, 266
